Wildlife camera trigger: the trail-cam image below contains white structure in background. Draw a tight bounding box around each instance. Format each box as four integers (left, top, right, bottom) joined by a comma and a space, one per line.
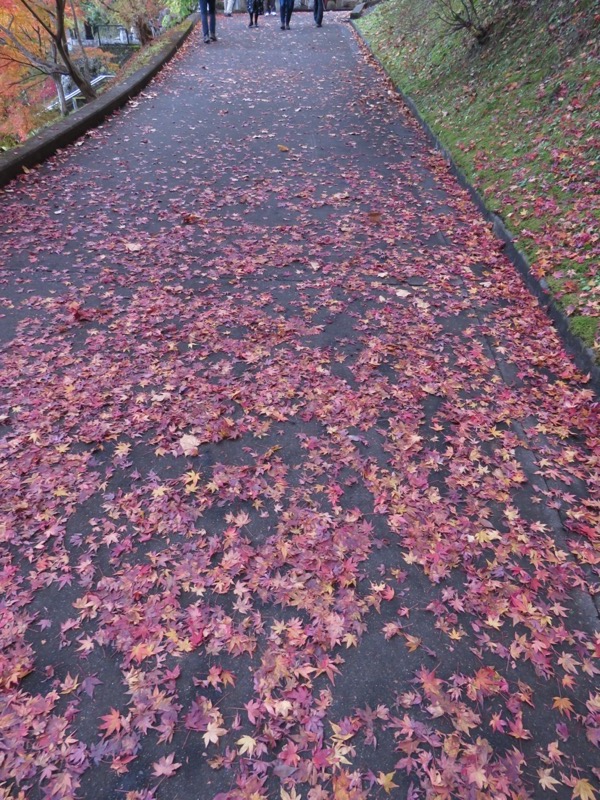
46, 74, 116, 112
66, 23, 140, 49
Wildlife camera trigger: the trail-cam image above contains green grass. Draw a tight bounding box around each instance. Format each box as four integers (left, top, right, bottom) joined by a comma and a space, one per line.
358, 0, 600, 360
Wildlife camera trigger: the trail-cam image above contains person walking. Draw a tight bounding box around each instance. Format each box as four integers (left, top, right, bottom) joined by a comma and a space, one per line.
265, 0, 275, 14
224, 0, 234, 16
247, 0, 263, 26
313, 0, 323, 26
199, 0, 217, 42
279, 0, 293, 29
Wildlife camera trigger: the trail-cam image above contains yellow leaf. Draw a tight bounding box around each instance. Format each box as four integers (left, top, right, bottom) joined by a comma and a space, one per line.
377, 771, 398, 795
280, 788, 301, 800
484, 615, 503, 629
236, 735, 257, 756
573, 779, 597, 800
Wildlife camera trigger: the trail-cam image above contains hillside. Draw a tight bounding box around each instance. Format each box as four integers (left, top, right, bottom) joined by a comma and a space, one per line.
357, 0, 600, 360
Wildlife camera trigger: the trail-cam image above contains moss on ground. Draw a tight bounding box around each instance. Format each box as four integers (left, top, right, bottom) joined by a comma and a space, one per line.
358, 0, 600, 360
112, 21, 192, 83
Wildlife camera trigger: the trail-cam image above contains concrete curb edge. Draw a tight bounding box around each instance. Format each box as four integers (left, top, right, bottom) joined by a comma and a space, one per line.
0, 15, 198, 191
351, 20, 600, 396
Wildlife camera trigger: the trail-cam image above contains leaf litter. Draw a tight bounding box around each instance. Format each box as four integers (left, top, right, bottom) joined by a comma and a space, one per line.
0, 13, 599, 800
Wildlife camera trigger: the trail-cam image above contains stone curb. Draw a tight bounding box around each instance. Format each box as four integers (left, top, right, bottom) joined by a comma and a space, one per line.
0, 15, 198, 191
352, 21, 600, 396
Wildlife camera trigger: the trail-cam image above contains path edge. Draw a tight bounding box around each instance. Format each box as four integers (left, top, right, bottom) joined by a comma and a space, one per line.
0, 15, 198, 191
351, 21, 600, 396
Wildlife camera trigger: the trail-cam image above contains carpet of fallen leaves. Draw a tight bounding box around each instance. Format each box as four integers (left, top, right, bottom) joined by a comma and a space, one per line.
358, 0, 600, 356
1, 14, 599, 800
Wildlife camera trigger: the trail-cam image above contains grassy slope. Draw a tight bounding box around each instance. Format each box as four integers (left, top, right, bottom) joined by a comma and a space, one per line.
112, 19, 192, 83
357, 0, 600, 357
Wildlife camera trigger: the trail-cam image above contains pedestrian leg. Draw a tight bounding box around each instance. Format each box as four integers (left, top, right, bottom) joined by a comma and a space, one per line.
313, 0, 323, 26
199, 0, 210, 40
208, 0, 217, 38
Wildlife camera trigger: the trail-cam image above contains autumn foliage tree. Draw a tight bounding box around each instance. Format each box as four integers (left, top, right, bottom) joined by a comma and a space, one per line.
0, 0, 96, 123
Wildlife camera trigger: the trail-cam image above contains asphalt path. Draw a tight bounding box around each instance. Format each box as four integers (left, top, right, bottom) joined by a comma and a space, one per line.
1, 12, 599, 800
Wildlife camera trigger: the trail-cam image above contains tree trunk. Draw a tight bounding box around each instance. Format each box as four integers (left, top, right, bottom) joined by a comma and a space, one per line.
53, 0, 96, 101
69, 0, 92, 81
51, 73, 68, 116
135, 16, 154, 46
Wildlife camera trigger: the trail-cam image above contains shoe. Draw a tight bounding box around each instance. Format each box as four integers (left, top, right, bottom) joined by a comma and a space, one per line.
249, 21, 253, 26
316, 22, 321, 26
285, 23, 290, 28
210, 33, 217, 39
204, 34, 210, 42
280, 23, 285, 29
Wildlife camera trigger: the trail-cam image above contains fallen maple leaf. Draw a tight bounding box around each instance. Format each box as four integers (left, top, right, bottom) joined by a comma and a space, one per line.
573, 779, 597, 800
152, 753, 181, 777
203, 720, 227, 747
179, 433, 201, 456
236, 735, 257, 756
538, 768, 561, 792
552, 696, 574, 718
99, 708, 123, 737
404, 634, 421, 652
377, 771, 399, 794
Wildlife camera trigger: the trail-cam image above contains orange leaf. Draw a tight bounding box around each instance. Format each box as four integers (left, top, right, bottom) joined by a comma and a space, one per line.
552, 696, 574, 718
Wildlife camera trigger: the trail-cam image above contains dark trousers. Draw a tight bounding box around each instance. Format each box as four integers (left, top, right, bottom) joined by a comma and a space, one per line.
313, 0, 323, 25
280, 0, 294, 25
199, 0, 216, 36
